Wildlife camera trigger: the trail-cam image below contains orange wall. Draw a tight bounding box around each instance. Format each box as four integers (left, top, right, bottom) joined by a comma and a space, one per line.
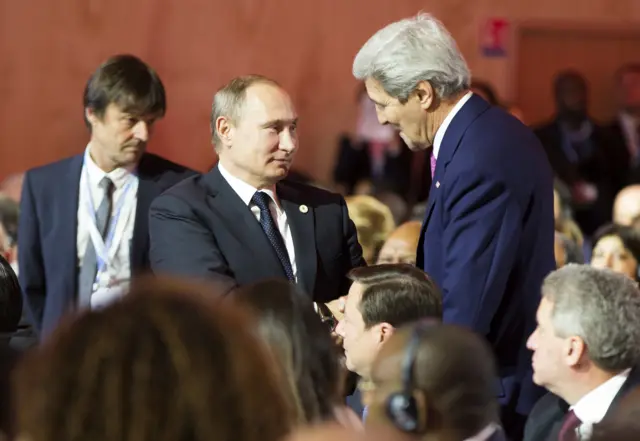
2, 0, 640, 183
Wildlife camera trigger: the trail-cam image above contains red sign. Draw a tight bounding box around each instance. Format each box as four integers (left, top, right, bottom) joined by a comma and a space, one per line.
481, 18, 509, 57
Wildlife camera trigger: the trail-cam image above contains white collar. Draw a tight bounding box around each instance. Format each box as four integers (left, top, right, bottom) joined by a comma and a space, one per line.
84, 144, 136, 189
217, 162, 280, 210
571, 368, 630, 434
463, 423, 500, 441
433, 91, 474, 159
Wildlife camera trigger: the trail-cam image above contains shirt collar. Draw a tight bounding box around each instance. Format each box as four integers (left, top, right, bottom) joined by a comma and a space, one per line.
571, 368, 631, 432
84, 144, 136, 189
217, 162, 280, 210
433, 91, 474, 159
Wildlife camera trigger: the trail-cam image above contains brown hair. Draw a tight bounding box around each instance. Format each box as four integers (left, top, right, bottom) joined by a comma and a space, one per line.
234, 279, 342, 425
14, 277, 294, 441
348, 264, 442, 329
83, 54, 166, 126
210, 74, 280, 148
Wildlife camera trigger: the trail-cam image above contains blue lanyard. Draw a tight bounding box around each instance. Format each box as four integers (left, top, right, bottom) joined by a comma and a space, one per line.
83, 164, 135, 278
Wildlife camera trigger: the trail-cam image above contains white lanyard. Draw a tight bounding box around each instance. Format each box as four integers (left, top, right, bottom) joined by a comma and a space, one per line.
83, 164, 137, 283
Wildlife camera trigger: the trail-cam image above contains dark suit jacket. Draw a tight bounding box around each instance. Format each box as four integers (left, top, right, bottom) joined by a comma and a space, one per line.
18, 152, 196, 338
418, 95, 556, 416
534, 119, 625, 235
148, 166, 365, 302
605, 119, 640, 185
523, 366, 640, 441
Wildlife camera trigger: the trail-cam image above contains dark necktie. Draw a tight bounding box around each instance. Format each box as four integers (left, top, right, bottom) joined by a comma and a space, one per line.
78, 177, 115, 308
251, 191, 295, 282
558, 409, 582, 441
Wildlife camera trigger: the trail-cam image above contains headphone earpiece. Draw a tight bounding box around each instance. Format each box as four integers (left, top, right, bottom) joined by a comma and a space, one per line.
384, 320, 436, 434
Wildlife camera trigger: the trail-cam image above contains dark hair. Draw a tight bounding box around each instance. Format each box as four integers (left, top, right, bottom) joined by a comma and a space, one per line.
0, 254, 21, 333
470, 80, 499, 106
234, 279, 341, 424
14, 277, 294, 441
592, 223, 640, 264
348, 264, 442, 329
554, 70, 588, 95
393, 324, 499, 439
83, 54, 166, 126
0, 196, 18, 246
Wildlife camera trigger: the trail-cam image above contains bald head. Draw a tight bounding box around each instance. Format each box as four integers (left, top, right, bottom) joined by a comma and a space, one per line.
376, 221, 422, 266
614, 185, 640, 226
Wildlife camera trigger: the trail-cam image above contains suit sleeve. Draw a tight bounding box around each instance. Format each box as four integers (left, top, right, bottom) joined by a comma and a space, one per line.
17, 172, 46, 333
340, 197, 366, 293
148, 194, 236, 294
441, 167, 522, 335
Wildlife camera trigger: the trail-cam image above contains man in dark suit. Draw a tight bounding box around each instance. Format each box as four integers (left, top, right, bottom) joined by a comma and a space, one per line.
149, 75, 365, 303
534, 71, 626, 236
352, 13, 555, 439
18, 55, 195, 339
524, 265, 640, 441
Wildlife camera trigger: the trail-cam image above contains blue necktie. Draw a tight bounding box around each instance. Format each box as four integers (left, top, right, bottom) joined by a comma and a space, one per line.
251, 191, 295, 282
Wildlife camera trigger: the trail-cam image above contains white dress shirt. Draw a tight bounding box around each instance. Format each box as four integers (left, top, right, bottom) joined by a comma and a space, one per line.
619, 113, 640, 162
218, 162, 298, 282
433, 91, 474, 159
77, 145, 138, 301
571, 368, 630, 440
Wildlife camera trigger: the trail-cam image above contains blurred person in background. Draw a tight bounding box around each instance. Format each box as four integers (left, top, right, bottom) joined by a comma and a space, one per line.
234, 279, 358, 427
345, 195, 396, 264
607, 63, 640, 185
554, 232, 584, 268
0, 173, 23, 203
366, 322, 504, 441
535, 70, 624, 236
376, 221, 422, 266
0, 195, 18, 274
613, 184, 640, 227
14, 277, 295, 441
0, 254, 22, 440
590, 223, 640, 281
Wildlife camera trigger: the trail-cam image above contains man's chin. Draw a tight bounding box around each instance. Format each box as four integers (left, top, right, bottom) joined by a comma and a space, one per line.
399, 133, 428, 151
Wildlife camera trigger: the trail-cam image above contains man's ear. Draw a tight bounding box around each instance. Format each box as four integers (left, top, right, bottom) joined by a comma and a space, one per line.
378, 322, 395, 344
85, 107, 99, 126
216, 116, 234, 146
565, 335, 587, 368
414, 81, 436, 110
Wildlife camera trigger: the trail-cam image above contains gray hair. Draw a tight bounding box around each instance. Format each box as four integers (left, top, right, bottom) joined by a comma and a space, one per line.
210, 75, 280, 150
542, 264, 640, 372
352, 13, 470, 102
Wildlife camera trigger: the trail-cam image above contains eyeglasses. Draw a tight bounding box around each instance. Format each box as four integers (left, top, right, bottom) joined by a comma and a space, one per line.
315, 302, 338, 332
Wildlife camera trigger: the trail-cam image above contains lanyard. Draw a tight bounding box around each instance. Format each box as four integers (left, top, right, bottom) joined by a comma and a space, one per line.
83, 163, 137, 281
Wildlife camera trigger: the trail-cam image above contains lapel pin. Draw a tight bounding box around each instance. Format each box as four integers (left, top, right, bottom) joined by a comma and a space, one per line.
299, 205, 309, 213
435, 181, 440, 188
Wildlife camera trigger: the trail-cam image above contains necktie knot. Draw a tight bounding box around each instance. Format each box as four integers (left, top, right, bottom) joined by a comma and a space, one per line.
558, 409, 582, 441
251, 191, 272, 211
99, 177, 114, 195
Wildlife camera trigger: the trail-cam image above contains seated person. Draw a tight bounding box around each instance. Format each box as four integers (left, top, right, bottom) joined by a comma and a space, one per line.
376, 221, 422, 266
366, 321, 505, 441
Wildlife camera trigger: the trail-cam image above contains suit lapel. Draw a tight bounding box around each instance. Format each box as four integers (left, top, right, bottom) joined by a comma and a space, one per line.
130, 168, 157, 271
204, 167, 287, 278
421, 94, 491, 230
61, 156, 83, 305
278, 183, 317, 296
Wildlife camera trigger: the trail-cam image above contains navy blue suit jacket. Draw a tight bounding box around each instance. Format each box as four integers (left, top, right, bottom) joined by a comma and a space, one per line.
18, 152, 195, 338
417, 95, 556, 416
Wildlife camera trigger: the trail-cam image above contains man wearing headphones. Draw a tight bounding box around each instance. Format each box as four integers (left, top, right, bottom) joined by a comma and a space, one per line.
366, 322, 505, 441
335, 264, 443, 418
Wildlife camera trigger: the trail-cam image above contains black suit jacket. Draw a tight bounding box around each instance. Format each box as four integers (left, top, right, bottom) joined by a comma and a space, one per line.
523, 366, 640, 441
148, 166, 365, 302
18, 152, 196, 338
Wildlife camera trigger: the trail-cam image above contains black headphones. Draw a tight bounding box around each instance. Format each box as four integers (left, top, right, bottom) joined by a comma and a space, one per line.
385, 320, 437, 433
